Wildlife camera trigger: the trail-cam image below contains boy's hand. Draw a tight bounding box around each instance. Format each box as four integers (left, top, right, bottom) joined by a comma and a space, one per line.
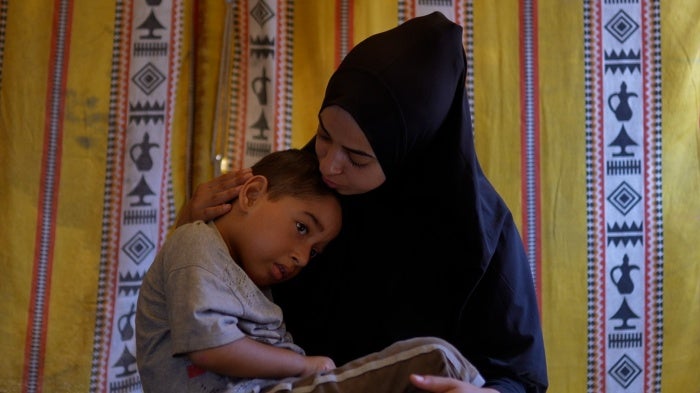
176, 168, 253, 227
300, 356, 336, 377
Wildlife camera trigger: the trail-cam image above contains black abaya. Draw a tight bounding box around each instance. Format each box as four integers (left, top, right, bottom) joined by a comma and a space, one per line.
274, 12, 548, 393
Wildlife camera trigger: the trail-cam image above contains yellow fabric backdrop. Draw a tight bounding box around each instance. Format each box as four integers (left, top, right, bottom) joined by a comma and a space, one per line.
0, 1, 697, 392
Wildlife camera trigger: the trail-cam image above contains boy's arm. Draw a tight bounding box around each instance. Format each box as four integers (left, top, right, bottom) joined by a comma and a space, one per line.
188, 336, 335, 379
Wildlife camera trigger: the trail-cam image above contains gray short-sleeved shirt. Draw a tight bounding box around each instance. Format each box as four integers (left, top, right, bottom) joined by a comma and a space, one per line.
136, 221, 304, 393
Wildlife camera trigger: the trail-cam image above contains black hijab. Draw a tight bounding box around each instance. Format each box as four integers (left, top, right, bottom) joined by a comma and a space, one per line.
274, 12, 547, 393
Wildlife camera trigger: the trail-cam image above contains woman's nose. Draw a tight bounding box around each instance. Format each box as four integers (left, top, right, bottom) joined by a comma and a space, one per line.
320, 148, 343, 175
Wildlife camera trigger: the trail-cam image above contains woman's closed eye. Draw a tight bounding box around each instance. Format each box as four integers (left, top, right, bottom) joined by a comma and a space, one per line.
316, 126, 373, 168
348, 155, 369, 168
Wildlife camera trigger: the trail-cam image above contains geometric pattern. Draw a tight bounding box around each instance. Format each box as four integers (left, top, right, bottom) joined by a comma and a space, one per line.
608, 354, 643, 388
604, 10, 639, 44
607, 181, 642, 216
120, 231, 155, 265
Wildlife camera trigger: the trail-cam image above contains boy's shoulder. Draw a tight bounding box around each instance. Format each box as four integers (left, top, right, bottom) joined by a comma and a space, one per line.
159, 221, 227, 270
172, 219, 210, 233
167, 220, 219, 248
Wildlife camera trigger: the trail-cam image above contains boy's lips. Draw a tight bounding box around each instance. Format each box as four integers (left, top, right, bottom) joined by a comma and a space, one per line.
273, 263, 289, 281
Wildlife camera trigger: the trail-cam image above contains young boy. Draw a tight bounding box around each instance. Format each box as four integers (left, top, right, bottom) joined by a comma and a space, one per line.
136, 149, 484, 393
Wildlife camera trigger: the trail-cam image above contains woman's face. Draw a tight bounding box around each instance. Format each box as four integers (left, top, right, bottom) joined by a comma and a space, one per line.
315, 106, 386, 195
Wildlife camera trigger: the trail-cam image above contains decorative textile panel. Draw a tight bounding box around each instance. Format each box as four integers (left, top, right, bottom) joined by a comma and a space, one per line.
88, 1, 183, 391
583, 2, 663, 392
211, 0, 294, 174
1, 1, 698, 392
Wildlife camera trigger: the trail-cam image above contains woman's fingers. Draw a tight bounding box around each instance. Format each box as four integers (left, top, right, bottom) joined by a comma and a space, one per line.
199, 203, 233, 223
176, 168, 253, 226
409, 374, 473, 393
209, 168, 252, 196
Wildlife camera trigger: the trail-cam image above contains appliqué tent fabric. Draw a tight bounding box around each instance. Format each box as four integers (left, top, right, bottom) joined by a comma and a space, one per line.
0, 1, 697, 392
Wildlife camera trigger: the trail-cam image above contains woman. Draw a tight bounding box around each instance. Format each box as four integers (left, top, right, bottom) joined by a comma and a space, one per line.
178, 12, 548, 393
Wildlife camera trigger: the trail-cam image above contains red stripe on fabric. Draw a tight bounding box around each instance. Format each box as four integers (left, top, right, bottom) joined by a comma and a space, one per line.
406, 1, 416, 21
531, 2, 543, 313
274, 2, 285, 151
187, 0, 202, 192
532, 3, 543, 313
108, 0, 137, 364
96, 2, 135, 389
159, 0, 181, 245
640, 3, 658, 389
641, 5, 651, 390
235, 9, 249, 169
518, 1, 527, 272
334, 0, 354, 67
517, 0, 543, 312
592, 1, 607, 389
22, 1, 74, 391
335, 0, 342, 67
346, 2, 354, 56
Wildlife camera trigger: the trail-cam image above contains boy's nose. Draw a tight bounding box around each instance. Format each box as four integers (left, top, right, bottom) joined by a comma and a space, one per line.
292, 251, 310, 267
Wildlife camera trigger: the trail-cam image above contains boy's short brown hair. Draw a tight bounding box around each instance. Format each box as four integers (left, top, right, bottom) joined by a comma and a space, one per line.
251, 148, 336, 201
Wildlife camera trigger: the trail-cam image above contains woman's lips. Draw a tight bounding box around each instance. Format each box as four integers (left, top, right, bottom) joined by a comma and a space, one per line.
323, 176, 338, 189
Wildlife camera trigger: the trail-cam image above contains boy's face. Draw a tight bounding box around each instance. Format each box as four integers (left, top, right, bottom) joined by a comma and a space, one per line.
235, 193, 341, 288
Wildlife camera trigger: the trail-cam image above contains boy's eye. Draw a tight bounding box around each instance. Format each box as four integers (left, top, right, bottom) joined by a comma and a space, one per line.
310, 249, 319, 259
296, 222, 308, 235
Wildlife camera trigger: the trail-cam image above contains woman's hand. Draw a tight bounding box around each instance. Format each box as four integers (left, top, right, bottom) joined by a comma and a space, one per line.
409, 374, 499, 393
175, 168, 253, 227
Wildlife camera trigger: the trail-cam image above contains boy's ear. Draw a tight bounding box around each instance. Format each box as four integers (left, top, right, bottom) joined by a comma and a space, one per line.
237, 175, 268, 211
